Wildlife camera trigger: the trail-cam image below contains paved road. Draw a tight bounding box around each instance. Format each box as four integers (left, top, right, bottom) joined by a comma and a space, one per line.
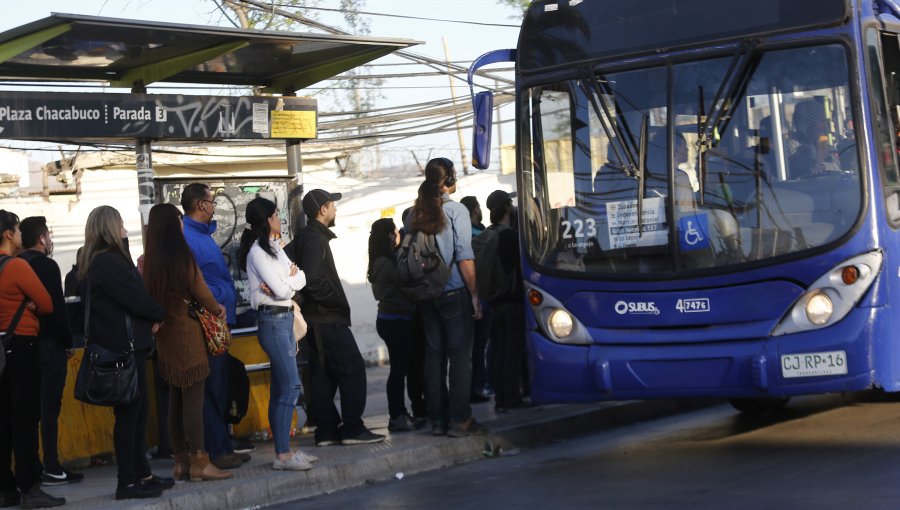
272, 394, 900, 509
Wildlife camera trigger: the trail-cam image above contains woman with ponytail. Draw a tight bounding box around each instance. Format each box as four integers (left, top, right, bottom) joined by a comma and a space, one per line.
237, 197, 315, 471
405, 157, 485, 438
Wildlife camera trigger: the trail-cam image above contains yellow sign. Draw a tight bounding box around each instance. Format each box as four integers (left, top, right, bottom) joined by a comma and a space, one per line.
381, 207, 396, 218
270, 110, 317, 139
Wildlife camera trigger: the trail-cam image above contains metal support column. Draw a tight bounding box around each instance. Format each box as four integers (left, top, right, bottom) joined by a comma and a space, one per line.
133, 83, 155, 230
286, 138, 305, 238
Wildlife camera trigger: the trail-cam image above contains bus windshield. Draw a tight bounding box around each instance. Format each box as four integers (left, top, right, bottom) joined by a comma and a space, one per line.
522, 43, 862, 276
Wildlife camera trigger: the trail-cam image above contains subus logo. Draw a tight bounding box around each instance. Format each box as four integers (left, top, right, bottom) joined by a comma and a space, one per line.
614, 301, 660, 315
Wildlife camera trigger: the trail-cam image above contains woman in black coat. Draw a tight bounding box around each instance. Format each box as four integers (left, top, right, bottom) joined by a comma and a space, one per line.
77, 206, 169, 500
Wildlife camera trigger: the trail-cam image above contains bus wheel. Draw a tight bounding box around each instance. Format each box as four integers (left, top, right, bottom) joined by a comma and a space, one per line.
728, 397, 790, 414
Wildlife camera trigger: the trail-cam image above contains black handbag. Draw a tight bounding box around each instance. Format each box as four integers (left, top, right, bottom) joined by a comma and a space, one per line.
74, 273, 139, 407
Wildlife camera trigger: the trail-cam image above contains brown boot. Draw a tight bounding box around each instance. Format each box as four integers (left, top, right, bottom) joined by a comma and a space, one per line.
173, 452, 190, 481
189, 451, 234, 482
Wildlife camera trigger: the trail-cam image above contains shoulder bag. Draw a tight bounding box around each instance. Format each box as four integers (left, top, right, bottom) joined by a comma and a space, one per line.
0, 255, 29, 379
74, 273, 140, 406
186, 298, 231, 356
291, 300, 307, 343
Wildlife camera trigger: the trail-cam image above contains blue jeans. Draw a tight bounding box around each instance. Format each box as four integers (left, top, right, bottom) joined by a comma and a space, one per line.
257, 309, 302, 454
420, 288, 475, 426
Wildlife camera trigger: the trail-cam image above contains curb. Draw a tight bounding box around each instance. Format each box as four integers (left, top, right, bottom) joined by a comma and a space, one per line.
62, 398, 718, 510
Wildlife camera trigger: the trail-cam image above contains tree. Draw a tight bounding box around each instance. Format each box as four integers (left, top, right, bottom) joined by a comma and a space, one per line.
496, 0, 531, 13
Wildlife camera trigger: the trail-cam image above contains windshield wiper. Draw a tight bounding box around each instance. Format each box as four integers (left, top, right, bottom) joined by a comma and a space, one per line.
579, 69, 649, 232
696, 39, 760, 205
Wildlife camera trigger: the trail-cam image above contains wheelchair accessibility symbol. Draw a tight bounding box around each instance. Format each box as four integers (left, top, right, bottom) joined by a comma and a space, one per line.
678, 214, 709, 251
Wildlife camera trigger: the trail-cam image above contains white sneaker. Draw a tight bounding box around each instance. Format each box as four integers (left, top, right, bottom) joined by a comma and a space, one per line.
272, 452, 313, 471
298, 451, 319, 463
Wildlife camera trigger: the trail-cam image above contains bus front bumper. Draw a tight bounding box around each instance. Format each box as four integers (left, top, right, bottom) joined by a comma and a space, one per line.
527, 307, 879, 404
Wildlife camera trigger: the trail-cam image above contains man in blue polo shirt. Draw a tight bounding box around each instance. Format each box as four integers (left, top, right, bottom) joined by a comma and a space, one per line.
180, 183, 246, 469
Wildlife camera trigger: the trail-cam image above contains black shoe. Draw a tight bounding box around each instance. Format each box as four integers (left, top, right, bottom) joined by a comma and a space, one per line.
236, 452, 251, 463
20, 486, 65, 509
210, 453, 243, 469
141, 475, 175, 491
115, 483, 162, 500
470, 393, 491, 403
0, 490, 20, 508
233, 438, 256, 454
431, 423, 448, 436
388, 414, 415, 432
447, 417, 487, 438
341, 429, 386, 445
41, 468, 84, 486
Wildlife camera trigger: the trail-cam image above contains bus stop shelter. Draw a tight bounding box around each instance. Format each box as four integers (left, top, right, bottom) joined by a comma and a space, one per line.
0, 12, 420, 231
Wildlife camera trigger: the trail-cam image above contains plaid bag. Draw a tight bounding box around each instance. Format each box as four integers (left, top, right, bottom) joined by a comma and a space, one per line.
185, 298, 231, 356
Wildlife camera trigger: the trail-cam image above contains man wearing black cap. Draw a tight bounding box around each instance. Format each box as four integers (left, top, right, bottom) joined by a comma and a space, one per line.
484, 190, 527, 412
289, 189, 384, 446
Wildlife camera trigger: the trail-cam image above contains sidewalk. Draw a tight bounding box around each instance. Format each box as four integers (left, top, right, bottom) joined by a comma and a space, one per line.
47, 365, 714, 510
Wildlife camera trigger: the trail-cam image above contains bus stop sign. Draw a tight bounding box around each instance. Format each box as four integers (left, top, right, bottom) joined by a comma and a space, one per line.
0, 91, 317, 141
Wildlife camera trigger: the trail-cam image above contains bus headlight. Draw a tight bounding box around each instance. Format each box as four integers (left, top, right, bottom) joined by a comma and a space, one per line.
548, 309, 574, 338
525, 282, 592, 345
805, 293, 833, 325
773, 251, 882, 336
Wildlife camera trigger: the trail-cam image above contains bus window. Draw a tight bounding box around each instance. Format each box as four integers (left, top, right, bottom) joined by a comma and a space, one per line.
523, 44, 862, 277
872, 30, 900, 225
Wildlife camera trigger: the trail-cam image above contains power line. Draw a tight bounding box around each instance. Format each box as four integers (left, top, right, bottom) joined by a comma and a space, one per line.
268, 3, 520, 28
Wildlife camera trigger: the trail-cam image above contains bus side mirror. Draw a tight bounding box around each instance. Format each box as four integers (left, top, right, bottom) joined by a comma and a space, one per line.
472, 91, 494, 170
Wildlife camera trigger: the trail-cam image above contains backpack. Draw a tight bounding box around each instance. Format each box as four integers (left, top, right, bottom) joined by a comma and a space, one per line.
473, 224, 517, 302
225, 353, 250, 425
396, 230, 452, 301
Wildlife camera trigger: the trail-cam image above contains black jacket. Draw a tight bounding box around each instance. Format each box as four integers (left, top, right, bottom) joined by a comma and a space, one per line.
19, 250, 72, 349
81, 251, 165, 353
370, 255, 416, 316
287, 220, 351, 325
494, 226, 524, 304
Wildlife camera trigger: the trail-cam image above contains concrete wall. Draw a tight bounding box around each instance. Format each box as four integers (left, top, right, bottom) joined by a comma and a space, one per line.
300, 169, 516, 362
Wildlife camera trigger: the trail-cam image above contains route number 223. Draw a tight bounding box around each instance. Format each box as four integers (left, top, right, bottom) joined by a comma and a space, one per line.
561, 219, 597, 239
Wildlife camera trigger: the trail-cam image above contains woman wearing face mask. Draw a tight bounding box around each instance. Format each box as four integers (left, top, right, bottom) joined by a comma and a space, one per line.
77, 206, 168, 500
367, 218, 422, 432
238, 197, 315, 471
0, 210, 62, 508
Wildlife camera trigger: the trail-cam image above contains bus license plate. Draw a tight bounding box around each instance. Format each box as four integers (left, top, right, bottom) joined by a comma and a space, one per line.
781, 351, 847, 378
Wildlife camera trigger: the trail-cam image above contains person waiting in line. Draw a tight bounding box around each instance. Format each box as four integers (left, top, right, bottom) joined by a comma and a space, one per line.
288, 189, 385, 447
239, 197, 318, 470
18, 217, 83, 487
77, 206, 170, 500
367, 218, 424, 433
398, 207, 429, 424
405, 158, 485, 438
180, 183, 248, 470
459, 196, 493, 403
484, 191, 528, 413
459, 196, 486, 237
142, 204, 233, 482
0, 210, 63, 509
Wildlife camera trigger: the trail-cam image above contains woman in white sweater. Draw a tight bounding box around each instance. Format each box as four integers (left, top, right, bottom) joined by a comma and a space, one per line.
238, 197, 316, 471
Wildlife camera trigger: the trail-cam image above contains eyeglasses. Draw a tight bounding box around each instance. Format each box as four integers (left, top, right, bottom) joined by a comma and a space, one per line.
199, 198, 217, 208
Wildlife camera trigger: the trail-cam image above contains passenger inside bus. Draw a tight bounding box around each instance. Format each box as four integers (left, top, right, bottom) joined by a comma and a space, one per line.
788, 99, 841, 178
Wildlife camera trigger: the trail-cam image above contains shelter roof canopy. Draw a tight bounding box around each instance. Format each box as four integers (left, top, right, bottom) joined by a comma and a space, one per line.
0, 13, 420, 92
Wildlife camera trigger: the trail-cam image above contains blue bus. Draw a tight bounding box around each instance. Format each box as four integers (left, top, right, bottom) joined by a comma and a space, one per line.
469, 0, 900, 411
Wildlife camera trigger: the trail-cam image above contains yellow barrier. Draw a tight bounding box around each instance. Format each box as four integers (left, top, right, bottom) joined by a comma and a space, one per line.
57, 333, 275, 465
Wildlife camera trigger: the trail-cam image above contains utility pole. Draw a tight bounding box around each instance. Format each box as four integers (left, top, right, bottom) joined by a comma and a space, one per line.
495, 79, 504, 174
443, 37, 469, 175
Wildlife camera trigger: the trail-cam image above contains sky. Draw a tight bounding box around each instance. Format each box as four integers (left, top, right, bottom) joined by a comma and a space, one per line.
0, 0, 522, 167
